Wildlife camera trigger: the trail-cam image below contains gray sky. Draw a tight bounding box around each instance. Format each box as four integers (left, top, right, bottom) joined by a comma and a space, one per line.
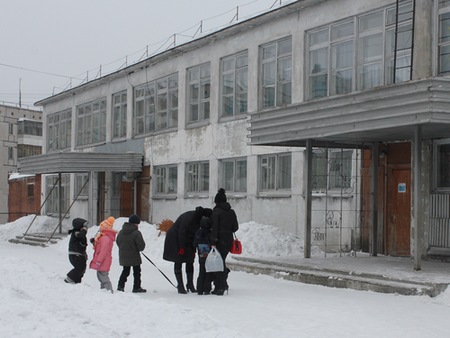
1, 0, 287, 108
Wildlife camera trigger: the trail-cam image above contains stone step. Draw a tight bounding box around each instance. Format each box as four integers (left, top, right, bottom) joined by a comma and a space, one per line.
228, 257, 448, 297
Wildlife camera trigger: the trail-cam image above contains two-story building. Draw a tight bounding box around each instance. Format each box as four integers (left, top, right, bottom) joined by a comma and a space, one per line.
18, 0, 450, 267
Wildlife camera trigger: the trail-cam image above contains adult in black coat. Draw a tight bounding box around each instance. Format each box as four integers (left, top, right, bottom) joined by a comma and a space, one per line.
163, 206, 212, 294
210, 188, 239, 295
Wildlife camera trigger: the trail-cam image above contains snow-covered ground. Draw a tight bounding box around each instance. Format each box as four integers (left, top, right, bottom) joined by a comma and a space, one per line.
0, 215, 449, 338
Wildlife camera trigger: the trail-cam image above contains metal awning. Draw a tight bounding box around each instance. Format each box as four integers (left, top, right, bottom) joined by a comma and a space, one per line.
17, 151, 143, 174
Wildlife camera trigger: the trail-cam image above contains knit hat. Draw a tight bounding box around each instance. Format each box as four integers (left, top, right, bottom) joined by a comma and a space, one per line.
214, 188, 227, 204
129, 214, 141, 224
100, 216, 115, 232
72, 218, 88, 230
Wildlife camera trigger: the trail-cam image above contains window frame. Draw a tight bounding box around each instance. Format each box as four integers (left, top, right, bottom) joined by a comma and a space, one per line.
74, 173, 89, 199
185, 161, 210, 194
76, 98, 107, 147
306, 1, 413, 99
187, 63, 211, 125
220, 157, 247, 193
260, 37, 292, 109
154, 164, 178, 196
433, 138, 450, 191
220, 51, 248, 118
47, 109, 72, 151
133, 73, 178, 135
112, 90, 127, 140
258, 153, 292, 193
45, 174, 70, 215
311, 149, 354, 194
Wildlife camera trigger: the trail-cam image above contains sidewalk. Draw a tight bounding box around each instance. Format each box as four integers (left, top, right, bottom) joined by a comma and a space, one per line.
227, 253, 450, 297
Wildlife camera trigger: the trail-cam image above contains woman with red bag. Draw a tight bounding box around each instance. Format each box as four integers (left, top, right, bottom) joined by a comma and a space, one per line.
210, 188, 239, 295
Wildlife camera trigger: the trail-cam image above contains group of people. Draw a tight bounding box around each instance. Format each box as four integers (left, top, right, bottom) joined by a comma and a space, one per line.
65, 214, 146, 293
64, 188, 239, 296
163, 188, 239, 296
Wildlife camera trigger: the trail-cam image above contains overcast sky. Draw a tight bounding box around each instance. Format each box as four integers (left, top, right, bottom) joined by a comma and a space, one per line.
1, 0, 290, 108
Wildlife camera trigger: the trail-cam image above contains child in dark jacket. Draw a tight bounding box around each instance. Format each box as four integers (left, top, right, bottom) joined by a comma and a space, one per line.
65, 218, 89, 284
194, 216, 213, 295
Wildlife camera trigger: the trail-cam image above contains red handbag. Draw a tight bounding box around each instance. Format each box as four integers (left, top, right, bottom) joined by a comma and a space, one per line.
230, 233, 242, 254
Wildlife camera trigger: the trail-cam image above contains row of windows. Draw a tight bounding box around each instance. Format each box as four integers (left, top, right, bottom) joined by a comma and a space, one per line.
154, 151, 354, 196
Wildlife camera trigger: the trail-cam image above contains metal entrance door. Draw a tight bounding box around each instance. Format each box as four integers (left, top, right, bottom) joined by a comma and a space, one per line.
386, 165, 411, 256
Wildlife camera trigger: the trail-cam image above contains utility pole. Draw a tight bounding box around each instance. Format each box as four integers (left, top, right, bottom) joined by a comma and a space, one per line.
19, 78, 22, 107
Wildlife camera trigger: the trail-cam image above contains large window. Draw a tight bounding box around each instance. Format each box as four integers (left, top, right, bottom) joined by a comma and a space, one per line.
112, 91, 127, 139
18, 120, 42, 136
186, 161, 209, 193
312, 149, 353, 193
220, 158, 247, 193
307, 1, 412, 99
220, 51, 248, 117
134, 73, 178, 135
260, 37, 292, 108
74, 173, 89, 198
47, 109, 71, 151
76, 98, 107, 146
187, 64, 210, 124
259, 153, 291, 191
45, 174, 70, 214
154, 165, 177, 195
434, 140, 450, 189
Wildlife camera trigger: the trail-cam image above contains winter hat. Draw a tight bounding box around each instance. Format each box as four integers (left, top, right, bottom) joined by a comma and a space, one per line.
72, 218, 88, 230
129, 214, 141, 224
100, 216, 115, 232
214, 188, 227, 204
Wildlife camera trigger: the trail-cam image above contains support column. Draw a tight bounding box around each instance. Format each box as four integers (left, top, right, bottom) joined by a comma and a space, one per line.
88, 171, 95, 227
58, 173, 62, 234
413, 126, 422, 270
371, 143, 379, 256
304, 140, 312, 258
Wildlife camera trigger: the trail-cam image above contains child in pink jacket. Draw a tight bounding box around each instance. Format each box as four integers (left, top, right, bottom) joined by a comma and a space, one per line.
90, 217, 117, 293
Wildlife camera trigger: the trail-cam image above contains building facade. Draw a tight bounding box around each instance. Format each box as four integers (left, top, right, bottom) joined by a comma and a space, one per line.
19, 0, 450, 263
0, 103, 42, 223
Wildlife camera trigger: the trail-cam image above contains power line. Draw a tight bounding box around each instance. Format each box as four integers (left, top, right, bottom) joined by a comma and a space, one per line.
0, 62, 83, 80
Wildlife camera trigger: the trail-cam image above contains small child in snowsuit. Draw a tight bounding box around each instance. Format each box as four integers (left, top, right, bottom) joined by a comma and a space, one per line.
90, 216, 117, 293
65, 218, 89, 284
194, 216, 213, 295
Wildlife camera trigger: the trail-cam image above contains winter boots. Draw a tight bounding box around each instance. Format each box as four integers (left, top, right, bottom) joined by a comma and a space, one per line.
175, 268, 187, 294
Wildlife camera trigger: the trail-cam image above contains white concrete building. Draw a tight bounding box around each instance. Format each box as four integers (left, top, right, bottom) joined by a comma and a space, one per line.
18, 0, 450, 264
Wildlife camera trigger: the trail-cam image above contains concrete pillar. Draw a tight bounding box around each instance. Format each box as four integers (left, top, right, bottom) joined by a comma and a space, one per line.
371, 143, 379, 256
304, 140, 312, 258
413, 126, 422, 270
412, 0, 433, 79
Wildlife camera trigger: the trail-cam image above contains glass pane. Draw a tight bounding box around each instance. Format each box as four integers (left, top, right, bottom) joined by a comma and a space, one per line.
361, 34, 383, 63
440, 0, 450, 9
309, 74, 328, 99
439, 45, 450, 73
222, 96, 233, 117
440, 13, 450, 43
223, 74, 234, 95
222, 58, 234, 72
168, 166, 177, 193
438, 144, 450, 187
278, 38, 292, 56
309, 28, 329, 47
312, 151, 327, 191
262, 44, 276, 60
359, 12, 383, 32
236, 160, 247, 192
331, 69, 352, 95
361, 62, 382, 90
309, 48, 328, 74
332, 41, 353, 69
222, 161, 234, 191
331, 21, 354, 40
236, 53, 248, 68
278, 155, 291, 189
263, 62, 276, 85
263, 87, 275, 108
